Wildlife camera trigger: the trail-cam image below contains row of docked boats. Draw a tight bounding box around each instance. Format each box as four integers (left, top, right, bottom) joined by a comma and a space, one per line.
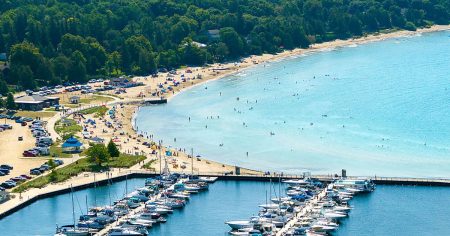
225, 177, 375, 236
55, 174, 217, 236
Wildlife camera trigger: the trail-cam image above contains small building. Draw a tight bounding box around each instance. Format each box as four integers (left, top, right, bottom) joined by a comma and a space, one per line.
0, 53, 6, 61
15, 95, 60, 111
70, 96, 80, 104
62, 136, 83, 153
207, 29, 220, 40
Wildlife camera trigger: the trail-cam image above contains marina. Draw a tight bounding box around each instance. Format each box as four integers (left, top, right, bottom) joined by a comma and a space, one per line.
0, 0, 449, 234
1, 177, 449, 235
224, 177, 375, 235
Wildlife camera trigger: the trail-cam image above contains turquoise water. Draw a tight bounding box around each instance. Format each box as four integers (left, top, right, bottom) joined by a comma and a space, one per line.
1, 179, 449, 235
136, 31, 450, 177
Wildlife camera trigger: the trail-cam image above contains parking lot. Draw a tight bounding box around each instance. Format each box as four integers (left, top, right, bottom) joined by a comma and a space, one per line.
0, 119, 47, 184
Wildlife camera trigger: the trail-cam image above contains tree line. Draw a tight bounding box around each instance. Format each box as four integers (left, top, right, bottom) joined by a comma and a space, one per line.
0, 0, 448, 92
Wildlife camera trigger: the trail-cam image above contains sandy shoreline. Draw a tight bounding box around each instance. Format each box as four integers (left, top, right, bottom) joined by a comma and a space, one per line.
0, 24, 449, 219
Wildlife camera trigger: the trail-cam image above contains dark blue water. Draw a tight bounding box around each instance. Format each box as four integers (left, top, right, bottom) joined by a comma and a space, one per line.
337, 185, 450, 236
1, 179, 449, 235
0, 178, 146, 236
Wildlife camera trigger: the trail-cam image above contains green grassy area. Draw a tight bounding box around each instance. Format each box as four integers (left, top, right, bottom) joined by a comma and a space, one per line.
79, 106, 109, 117
96, 92, 124, 100
0, 110, 56, 118
13, 154, 146, 193
79, 95, 114, 104
142, 159, 156, 171
55, 119, 82, 135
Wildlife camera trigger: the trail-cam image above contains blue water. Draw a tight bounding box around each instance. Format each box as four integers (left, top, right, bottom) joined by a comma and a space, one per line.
337, 185, 450, 236
1, 179, 449, 235
136, 31, 450, 178
0, 178, 146, 236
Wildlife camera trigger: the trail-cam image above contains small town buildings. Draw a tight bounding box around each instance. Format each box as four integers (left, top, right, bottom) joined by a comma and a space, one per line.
62, 136, 83, 153
70, 96, 80, 104
14, 95, 60, 111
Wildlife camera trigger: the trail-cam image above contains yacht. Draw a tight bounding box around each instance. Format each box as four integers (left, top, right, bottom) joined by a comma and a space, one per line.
225, 220, 253, 230
107, 227, 143, 236
55, 225, 91, 236
282, 179, 310, 186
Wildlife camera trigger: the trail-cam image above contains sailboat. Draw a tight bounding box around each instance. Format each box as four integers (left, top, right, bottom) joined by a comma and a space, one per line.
55, 185, 91, 236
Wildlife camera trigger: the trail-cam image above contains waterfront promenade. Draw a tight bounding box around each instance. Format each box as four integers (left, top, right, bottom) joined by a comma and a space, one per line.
1, 166, 449, 220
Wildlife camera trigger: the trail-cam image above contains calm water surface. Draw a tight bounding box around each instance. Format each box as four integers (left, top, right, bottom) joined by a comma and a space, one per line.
1, 179, 449, 235
136, 30, 450, 177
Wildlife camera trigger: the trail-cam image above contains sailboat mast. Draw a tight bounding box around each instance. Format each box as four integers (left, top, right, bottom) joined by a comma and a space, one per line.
191, 148, 194, 176
93, 173, 97, 207
70, 184, 76, 227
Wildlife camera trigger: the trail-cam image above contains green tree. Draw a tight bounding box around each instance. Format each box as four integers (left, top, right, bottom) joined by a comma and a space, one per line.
219, 27, 244, 58
6, 93, 16, 110
0, 75, 9, 95
51, 55, 70, 81
123, 35, 157, 75
68, 51, 87, 83
12, 65, 35, 90
107, 140, 120, 157
86, 144, 110, 166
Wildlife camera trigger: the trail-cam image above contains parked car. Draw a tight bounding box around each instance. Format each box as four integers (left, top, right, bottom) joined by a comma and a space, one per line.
1, 182, 15, 189
0, 168, 10, 174
20, 174, 32, 179
0, 124, 12, 129
30, 169, 41, 175
23, 150, 38, 157
0, 171, 6, 176
40, 164, 50, 171
0, 164, 13, 170
18, 136, 23, 141
10, 176, 26, 182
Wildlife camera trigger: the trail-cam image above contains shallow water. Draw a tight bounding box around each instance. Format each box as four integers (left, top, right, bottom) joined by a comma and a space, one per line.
136, 31, 450, 177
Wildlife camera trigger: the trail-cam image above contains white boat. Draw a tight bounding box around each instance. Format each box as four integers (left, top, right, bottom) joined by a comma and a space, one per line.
145, 205, 173, 215
323, 212, 347, 220
271, 197, 290, 204
199, 176, 218, 183
108, 227, 143, 236
258, 204, 279, 209
55, 227, 91, 236
282, 179, 309, 186
333, 206, 352, 212
225, 220, 253, 230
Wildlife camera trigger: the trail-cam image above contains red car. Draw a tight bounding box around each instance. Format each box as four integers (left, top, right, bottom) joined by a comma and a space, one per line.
23, 150, 38, 157
20, 174, 32, 179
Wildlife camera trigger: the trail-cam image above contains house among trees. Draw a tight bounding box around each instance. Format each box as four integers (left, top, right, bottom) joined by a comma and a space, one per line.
0, 53, 6, 61
207, 29, 220, 41
14, 95, 60, 111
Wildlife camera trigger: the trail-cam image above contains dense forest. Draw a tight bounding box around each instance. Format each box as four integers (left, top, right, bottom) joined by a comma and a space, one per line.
0, 0, 449, 91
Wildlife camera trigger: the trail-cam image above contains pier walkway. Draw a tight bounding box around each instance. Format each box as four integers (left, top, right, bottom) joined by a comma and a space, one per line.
275, 185, 330, 236
1, 169, 449, 220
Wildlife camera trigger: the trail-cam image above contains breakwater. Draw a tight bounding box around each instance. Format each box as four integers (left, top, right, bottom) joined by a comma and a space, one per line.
1, 169, 449, 220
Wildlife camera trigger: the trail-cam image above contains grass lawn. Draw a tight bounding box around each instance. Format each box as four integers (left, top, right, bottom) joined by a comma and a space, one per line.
1, 110, 56, 119
79, 106, 109, 117
13, 154, 146, 193
79, 95, 114, 104
55, 118, 82, 135
142, 159, 156, 171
